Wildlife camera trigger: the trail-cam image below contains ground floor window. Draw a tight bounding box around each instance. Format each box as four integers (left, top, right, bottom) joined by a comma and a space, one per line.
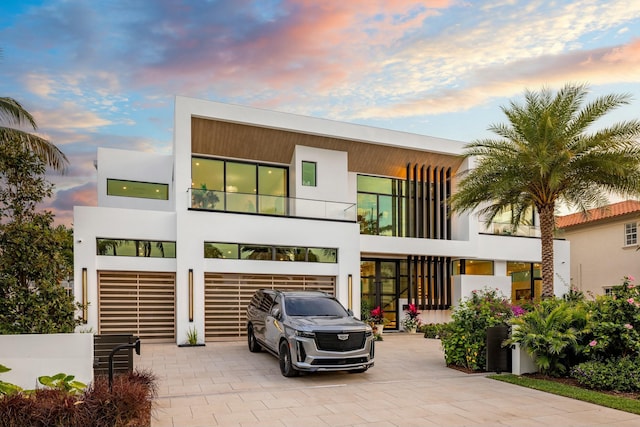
361, 256, 451, 329
507, 261, 541, 302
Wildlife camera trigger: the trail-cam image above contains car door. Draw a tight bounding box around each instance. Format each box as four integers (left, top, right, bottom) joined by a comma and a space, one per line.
264, 295, 284, 352
251, 291, 273, 344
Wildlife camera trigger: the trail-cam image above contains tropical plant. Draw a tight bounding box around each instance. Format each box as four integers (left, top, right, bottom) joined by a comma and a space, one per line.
441, 287, 513, 371
401, 303, 421, 330
367, 306, 388, 325
0, 364, 22, 396
0, 97, 68, 171
451, 83, 640, 298
38, 373, 86, 395
507, 298, 588, 376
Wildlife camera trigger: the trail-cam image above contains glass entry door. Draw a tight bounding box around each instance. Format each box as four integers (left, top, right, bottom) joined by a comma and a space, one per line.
361, 259, 399, 329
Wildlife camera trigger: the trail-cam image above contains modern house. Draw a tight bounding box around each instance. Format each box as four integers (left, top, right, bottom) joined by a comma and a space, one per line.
73, 96, 570, 344
556, 200, 640, 295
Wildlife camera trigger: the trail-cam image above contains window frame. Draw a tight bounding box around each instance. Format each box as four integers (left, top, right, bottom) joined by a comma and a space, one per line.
106, 179, 169, 200
301, 161, 317, 187
625, 222, 637, 246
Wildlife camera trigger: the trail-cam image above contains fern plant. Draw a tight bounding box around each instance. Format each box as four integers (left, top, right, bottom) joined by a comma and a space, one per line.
507, 298, 587, 376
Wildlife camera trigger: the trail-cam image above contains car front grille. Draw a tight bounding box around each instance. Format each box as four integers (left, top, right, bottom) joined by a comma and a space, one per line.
314, 331, 366, 352
310, 356, 369, 366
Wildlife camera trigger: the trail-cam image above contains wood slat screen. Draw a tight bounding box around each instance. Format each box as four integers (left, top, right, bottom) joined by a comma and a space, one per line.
98, 271, 176, 342
204, 273, 336, 342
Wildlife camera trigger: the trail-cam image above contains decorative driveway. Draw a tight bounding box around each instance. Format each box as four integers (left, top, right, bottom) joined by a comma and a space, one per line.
136, 333, 640, 427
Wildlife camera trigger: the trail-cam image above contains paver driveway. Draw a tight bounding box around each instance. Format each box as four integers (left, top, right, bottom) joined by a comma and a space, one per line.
135, 333, 640, 427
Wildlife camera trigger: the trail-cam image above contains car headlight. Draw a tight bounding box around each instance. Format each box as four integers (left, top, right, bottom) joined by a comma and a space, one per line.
295, 330, 315, 339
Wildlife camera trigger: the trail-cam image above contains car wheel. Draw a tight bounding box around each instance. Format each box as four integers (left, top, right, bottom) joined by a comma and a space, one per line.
279, 341, 299, 377
247, 326, 261, 353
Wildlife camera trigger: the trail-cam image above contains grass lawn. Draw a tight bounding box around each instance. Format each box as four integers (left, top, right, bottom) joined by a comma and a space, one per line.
489, 374, 640, 415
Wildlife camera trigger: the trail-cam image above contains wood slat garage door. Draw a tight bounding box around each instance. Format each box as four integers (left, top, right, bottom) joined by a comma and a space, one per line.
98, 271, 176, 342
204, 274, 335, 342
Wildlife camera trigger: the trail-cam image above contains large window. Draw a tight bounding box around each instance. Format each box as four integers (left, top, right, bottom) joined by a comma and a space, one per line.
96, 239, 176, 258
204, 242, 337, 263
507, 262, 541, 301
357, 175, 405, 236
107, 179, 169, 200
625, 222, 637, 246
191, 157, 287, 215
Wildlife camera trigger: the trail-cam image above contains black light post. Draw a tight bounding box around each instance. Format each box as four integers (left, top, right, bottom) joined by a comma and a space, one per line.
108, 338, 141, 392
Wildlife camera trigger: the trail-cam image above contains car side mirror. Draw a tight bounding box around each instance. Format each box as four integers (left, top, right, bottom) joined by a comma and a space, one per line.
271, 307, 281, 320
347, 309, 354, 317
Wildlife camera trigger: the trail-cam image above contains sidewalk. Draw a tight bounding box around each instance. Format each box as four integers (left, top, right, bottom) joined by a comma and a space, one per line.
135, 333, 640, 426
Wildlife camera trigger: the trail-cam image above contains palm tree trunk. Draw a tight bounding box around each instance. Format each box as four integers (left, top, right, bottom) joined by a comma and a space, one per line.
539, 204, 555, 298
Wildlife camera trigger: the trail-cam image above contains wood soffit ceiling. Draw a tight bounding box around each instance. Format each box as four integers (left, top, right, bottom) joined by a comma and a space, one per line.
191, 117, 463, 179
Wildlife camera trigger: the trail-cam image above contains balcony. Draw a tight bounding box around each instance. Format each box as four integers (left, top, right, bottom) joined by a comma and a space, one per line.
480, 221, 540, 238
188, 188, 356, 222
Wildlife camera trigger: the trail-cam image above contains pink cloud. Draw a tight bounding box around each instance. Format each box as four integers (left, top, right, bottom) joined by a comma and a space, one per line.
355, 38, 640, 119
133, 0, 454, 99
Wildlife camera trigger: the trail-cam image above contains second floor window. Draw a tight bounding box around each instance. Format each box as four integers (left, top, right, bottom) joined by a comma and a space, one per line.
191, 157, 287, 215
625, 222, 637, 246
107, 179, 169, 200
302, 161, 316, 186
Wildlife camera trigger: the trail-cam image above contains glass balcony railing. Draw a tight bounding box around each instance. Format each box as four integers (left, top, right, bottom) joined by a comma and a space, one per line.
480, 221, 540, 237
188, 188, 357, 222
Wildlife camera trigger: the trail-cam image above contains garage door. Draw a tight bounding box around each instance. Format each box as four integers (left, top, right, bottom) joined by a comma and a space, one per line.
204, 274, 335, 342
98, 271, 176, 342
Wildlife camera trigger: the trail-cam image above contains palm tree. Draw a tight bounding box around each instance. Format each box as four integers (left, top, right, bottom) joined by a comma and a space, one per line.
451, 83, 640, 298
0, 97, 68, 171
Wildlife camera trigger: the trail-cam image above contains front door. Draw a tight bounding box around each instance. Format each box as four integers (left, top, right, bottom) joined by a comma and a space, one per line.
361, 259, 399, 329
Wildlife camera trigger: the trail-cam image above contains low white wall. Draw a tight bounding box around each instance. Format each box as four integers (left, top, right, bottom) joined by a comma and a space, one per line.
0, 333, 94, 390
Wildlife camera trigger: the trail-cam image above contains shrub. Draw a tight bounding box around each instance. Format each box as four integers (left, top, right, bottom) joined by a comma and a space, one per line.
441, 288, 513, 371
570, 357, 640, 392
421, 322, 452, 339
0, 370, 157, 427
581, 276, 640, 361
507, 298, 587, 376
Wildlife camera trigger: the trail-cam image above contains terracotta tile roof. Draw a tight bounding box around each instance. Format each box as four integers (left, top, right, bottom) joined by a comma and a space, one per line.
556, 200, 640, 228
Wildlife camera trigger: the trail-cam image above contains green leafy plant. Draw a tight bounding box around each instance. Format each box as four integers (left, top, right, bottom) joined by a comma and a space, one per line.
570, 357, 640, 392
441, 287, 513, 371
0, 139, 82, 334
38, 373, 86, 395
0, 364, 22, 396
507, 298, 587, 376
421, 322, 452, 339
186, 326, 199, 345
580, 276, 640, 361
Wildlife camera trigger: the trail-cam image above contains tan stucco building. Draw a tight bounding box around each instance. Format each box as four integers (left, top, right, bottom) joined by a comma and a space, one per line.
556, 200, 640, 296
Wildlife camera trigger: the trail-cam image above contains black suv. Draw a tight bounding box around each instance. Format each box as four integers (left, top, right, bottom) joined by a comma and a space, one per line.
246, 289, 375, 377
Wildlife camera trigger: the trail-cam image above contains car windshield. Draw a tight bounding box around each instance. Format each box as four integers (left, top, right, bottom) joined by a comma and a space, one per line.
285, 297, 349, 317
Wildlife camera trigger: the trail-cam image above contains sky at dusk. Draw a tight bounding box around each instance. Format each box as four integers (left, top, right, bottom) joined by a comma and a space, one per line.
1, 0, 639, 227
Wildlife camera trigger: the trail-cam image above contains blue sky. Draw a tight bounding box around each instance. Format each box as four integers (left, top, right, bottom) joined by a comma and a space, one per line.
1, 0, 639, 226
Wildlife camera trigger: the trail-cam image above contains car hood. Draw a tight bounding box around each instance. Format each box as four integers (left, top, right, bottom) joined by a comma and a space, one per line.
288, 316, 370, 331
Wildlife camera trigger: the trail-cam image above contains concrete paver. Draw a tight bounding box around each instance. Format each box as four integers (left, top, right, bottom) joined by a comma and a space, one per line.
135, 333, 640, 427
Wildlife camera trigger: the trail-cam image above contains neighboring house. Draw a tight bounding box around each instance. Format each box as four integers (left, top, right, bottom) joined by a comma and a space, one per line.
73, 97, 570, 344
556, 200, 640, 296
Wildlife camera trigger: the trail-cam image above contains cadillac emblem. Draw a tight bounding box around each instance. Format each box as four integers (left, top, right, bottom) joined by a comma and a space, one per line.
337, 334, 349, 341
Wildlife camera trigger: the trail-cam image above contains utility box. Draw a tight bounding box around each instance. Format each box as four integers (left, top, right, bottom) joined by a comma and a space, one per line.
486, 324, 512, 373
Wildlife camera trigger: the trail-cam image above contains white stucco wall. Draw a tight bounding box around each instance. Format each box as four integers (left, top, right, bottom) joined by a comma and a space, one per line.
73, 206, 177, 331
0, 334, 93, 390
97, 147, 174, 211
